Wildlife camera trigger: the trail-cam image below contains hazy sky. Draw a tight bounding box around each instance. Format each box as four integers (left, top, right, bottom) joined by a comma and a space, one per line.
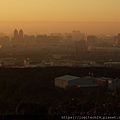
0, 0, 120, 35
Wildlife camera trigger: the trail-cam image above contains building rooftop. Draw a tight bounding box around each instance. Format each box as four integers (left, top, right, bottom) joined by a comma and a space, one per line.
97, 77, 111, 80
55, 75, 80, 81
77, 84, 99, 87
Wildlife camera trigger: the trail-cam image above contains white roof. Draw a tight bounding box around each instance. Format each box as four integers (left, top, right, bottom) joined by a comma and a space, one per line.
55, 75, 80, 81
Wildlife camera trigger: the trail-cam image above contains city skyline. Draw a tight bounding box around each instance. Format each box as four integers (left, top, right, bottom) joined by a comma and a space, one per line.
0, 22, 120, 36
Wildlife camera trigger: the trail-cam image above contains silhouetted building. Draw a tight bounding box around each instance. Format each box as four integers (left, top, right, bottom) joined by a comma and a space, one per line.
55, 75, 80, 88
64, 33, 73, 43
24, 35, 35, 44
87, 35, 97, 46
76, 40, 87, 53
72, 30, 81, 41
19, 29, 24, 43
36, 35, 59, 43
12, 29, 24, 43
13, 29, 19, 43
116, 33, 120, 47
72, 30, 86, 41
14, 29, 19, 39
0, 36, 10, 44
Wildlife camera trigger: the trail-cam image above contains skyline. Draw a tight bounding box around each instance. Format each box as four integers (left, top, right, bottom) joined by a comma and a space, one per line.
0, 21, 120, 36
0, 0, 120, 35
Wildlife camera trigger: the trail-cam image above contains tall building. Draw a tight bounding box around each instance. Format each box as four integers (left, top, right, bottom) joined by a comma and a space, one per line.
12, 29, 24, 43
13, 29, 19, 42
19, 29, 24, 43
19, 29, 23, 39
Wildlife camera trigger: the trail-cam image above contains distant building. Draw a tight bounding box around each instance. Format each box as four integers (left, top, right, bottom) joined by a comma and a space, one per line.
14, 29, 19, 39
64, 33, 73, 43
116, 33, 120, 47
13, 29, 19, 43
72, 30, 80, 41
36, 35, 59, 43
19, 29, 24, 43
75, 40, 87, 53
72, 30, 86, 41
87, 35, 97, 46
24, 35, 35, 44
24, 58, 30, 68
0, 58, 15, 67
0, 36, 10, 44
12, 29, 24, 43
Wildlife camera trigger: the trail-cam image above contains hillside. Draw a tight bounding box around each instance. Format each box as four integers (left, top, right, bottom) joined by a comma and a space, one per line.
0, 67, 120, 116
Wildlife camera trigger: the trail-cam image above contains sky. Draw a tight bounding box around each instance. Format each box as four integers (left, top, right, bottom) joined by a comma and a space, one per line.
0, 0, 120, 35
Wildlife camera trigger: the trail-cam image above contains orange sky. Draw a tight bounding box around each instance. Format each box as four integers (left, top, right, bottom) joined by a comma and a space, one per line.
0, 0, 120, 35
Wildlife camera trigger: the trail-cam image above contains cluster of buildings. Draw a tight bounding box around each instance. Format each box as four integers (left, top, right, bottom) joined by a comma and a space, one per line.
12, 29, 60, 44
55, 75, 120, 93
0, 29, 120, 52
1, 57, 120, 68
0, 29, 120, 68
0, 29, 119, 45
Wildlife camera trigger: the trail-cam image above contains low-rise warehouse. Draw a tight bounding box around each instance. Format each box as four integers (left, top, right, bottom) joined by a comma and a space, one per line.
55, 75, 96, 88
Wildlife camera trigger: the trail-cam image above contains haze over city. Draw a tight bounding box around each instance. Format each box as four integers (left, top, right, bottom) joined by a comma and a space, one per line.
0, 0, 120, 117
0, 0, 120, 35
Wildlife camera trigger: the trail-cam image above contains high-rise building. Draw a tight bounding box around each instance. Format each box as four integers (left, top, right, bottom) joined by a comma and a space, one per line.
19, 29, 24, 42
14, 29, 18, 40
12, 29, 19, 43
19, 29, 23, 38
12, 29, 24, 43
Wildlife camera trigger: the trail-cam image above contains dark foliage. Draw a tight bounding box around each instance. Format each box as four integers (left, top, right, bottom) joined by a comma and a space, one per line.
0, 67, 119, 115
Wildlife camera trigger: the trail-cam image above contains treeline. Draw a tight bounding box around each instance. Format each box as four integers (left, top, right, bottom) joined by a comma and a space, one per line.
0, 67, 119, 115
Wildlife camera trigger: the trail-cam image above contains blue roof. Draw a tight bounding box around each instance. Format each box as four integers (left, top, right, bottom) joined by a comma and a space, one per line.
55, 75, 80, 81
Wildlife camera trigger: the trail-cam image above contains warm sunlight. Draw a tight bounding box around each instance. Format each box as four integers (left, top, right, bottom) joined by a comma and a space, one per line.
0, 0, 120, 34
0, 0, 120, 22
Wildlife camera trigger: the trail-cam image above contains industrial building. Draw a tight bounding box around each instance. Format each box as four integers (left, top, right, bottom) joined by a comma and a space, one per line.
55, 75, 99, 94
95, 77, 120, 90
55, 75, 80, 88
55, 75, 97, 88
108, 78, 120, 90
55, 75, 120, 93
